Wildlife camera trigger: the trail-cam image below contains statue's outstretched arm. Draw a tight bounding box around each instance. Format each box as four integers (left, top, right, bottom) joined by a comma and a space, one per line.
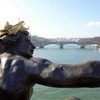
26, 57, 100, 88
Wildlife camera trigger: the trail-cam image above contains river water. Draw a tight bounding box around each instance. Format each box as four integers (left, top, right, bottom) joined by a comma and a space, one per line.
31, 44, 100, 100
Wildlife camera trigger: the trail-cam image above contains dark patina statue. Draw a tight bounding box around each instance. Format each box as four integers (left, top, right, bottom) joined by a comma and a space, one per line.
0, 22, 100, 100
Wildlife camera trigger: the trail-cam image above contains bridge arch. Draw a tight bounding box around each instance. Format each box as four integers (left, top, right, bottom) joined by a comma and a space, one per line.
44, 44, 59, 48
63, 44, 80, 48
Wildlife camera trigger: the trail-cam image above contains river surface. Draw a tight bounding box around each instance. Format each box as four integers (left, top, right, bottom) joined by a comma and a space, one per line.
31, 44, 100, 100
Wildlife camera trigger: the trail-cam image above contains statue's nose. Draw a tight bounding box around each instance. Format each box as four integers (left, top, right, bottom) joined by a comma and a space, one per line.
32, 43, 36, 49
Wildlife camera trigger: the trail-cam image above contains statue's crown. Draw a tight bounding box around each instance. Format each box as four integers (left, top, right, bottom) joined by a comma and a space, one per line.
0, 21, 29, 37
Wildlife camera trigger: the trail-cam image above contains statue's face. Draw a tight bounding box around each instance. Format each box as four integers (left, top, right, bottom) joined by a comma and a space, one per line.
19, 34, 35, 58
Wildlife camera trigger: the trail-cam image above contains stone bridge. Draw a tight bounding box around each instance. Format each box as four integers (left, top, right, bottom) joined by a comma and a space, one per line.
34, 41, 100, 49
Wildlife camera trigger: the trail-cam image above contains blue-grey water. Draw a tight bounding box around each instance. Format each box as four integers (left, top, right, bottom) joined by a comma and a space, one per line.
31, 44, 100, 100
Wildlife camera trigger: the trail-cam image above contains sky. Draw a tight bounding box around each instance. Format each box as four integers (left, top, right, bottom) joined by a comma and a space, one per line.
0, 0, 100, 38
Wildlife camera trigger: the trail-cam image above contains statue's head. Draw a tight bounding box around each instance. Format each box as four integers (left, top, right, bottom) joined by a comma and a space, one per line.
0, 21, 35, 58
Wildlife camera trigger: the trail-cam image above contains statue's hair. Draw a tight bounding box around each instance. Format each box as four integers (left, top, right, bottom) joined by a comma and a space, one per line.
0, 30, 29, 53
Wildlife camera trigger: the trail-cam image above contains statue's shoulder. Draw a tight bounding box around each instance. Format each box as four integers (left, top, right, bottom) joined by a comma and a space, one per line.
29, 57, 52, 66
29, 57, 50, 62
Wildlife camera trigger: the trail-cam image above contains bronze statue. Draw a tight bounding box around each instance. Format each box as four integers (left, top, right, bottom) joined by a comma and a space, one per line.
0, 21, 100, 100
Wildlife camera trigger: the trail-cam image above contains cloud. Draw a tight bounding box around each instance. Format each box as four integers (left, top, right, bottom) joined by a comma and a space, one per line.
86, 21, 100, 27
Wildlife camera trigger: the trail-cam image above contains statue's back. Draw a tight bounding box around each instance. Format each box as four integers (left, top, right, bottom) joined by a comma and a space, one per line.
0, 54, 33, 100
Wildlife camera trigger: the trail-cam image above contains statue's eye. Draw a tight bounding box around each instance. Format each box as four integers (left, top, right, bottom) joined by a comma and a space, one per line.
27, 39, 31, 43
